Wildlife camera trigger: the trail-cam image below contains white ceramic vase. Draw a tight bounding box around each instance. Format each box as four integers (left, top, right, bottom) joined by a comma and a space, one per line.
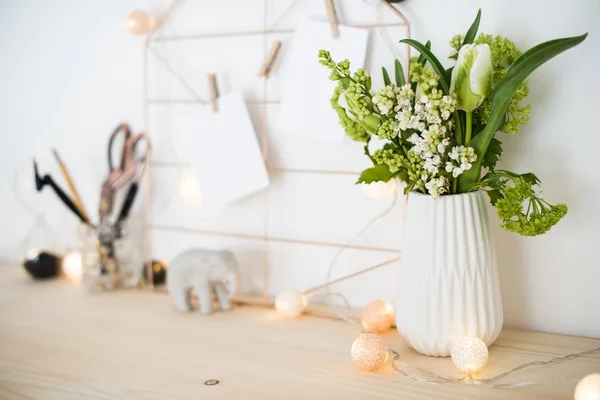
395, 191, 503, 357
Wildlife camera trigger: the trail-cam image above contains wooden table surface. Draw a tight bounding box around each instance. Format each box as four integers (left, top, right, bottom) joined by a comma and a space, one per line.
1, 265, 599, 399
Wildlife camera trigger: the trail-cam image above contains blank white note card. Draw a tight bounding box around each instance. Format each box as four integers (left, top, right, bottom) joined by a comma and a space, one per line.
172, 92, 269, 208
277, 20, 369, 142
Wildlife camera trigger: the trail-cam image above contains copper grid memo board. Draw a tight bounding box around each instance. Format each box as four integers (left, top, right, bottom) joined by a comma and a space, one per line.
143, 0, 412, 305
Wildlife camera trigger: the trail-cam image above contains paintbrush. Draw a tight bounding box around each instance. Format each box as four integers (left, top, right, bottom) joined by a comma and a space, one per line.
52, 149, 91, 223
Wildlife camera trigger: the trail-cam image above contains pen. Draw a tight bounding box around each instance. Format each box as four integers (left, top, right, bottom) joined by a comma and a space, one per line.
53, 149, 91, 222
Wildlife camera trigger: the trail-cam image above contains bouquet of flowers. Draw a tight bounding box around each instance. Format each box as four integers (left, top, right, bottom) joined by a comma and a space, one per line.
319, 10, 586, 236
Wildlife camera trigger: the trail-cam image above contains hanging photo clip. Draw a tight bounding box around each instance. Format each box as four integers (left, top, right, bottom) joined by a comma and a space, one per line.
208, 74, 219, 112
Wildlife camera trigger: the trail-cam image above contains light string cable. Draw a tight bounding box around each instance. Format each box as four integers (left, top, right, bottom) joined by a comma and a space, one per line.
312, 185, 600, 387
312, 0, 406, 323
310, 189, 399, 327
389, 346, 600, 387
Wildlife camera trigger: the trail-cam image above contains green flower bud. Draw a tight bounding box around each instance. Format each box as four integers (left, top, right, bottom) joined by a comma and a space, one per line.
450, 44, 492, 112
359, 114, 381, 134
339, 89, 381, 134
337, 90, 357, 122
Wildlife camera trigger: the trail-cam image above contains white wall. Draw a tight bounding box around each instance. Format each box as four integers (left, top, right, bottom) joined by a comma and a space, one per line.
1, 0, 598, 338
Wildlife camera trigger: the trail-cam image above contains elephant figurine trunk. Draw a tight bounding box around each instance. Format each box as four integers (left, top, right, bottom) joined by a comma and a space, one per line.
167, 248, 240, 314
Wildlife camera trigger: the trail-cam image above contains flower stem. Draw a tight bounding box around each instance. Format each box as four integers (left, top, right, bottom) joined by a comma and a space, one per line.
452, 178, 458, 194
465, 111, 473, 144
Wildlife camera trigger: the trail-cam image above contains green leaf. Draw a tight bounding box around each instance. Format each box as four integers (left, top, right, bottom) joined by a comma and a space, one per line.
340, 77, 351, 89
382, 67, 391, 86
462, 9, 482, 45
486, 189, 503, 205
395, 59, 406, 86
356, 164, 395, 184
400, 128, 417, 142
418, 40, 432, 66
400, 38, 450, 93
457, 33, 588, 193
397, 170, 409, 184
404, 181, 415, 194
497, 170, 540, 186
482, 137, 503, 170
383, 143, 396, 151
520, 172, 540, 186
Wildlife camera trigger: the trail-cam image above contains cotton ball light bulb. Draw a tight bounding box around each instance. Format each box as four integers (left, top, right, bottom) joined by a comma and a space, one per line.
361, 300, 395, 333
351, 333, 388, 371
451, 337, 488, 374
275, 290, 307, 317
575, 373, 600, 400
125, 10, 155, 35
62, 251, 82, 281
361, 180, 396, 199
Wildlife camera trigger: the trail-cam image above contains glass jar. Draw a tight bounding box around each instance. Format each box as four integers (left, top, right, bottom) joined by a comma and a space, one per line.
77, 218, 144, 291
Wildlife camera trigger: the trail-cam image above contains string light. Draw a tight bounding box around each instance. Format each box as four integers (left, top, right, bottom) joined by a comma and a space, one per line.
351, 333, 389, 371
361, 180, 396, 199
125, 10, 155, 35
275, 290, 307, 317
62, 251, 83, 281
361, 300, 395, 333
451, 337, 489, 374
575, 373, 600, 400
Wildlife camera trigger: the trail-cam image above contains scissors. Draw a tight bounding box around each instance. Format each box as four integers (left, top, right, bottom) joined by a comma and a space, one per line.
99, 124, 149, 218
97, 124, 150, 272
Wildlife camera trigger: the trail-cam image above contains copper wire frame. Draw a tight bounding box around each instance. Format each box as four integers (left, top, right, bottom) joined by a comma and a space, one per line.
142, 0, 411, 319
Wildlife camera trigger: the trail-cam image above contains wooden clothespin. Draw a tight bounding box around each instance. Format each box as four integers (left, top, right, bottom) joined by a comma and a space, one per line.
324, 0, 339, 38
258, 41, 283, 79
208, 74, 219, 112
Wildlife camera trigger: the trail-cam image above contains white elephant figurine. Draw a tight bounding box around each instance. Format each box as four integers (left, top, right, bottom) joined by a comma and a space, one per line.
167, 248, 240, 314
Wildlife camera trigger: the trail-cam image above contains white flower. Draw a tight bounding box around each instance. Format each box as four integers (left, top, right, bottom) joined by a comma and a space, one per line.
452, 167, 463, 178
449, 146, 462, 160
432, 155, 441, 165
424, 177, 448, 199
445, 162, 454, 173
407, 133, 421, 145
423, 158, 438, 174
461, 162, 472, 171
437, 143, 446, 153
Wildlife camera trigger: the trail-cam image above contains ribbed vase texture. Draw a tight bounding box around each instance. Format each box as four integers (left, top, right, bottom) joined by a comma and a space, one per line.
396, 191, 503, 357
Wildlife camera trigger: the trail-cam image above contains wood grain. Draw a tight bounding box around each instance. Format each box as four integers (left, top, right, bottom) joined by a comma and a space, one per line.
0, 265, 598, 399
